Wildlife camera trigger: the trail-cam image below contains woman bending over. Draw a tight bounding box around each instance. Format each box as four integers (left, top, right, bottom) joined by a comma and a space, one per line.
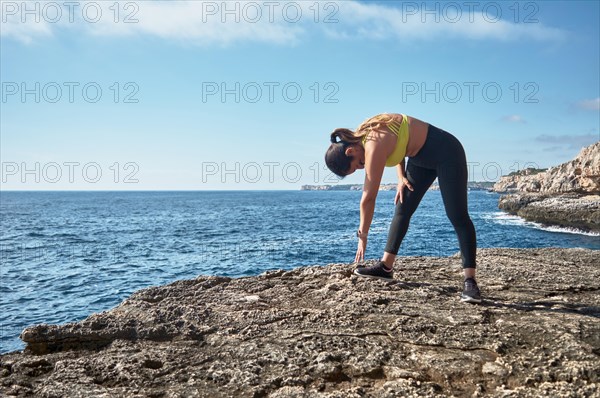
325, 113, 481, 303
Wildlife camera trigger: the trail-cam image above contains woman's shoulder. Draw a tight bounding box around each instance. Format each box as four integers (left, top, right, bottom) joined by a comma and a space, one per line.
358, 119, 398, 148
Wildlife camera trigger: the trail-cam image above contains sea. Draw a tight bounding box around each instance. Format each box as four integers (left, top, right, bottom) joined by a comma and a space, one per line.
1, 190, 599, 353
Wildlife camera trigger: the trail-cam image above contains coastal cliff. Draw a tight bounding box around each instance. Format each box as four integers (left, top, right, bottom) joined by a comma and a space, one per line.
1, 248, 599, 397
493, 142, 600, 231
493, 142, 599, 195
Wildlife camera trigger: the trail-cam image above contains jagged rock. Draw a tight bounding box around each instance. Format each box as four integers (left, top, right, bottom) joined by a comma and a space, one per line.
493, 142, 600, 195
498, 194, 600, 231
493, 142, 600, 231
1, 248, 599, 397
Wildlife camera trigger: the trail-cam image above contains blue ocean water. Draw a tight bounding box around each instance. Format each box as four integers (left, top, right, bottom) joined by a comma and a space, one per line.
1, 190, 599, 353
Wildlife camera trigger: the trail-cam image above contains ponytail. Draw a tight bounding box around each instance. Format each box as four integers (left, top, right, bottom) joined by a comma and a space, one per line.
330, 128, 363, 145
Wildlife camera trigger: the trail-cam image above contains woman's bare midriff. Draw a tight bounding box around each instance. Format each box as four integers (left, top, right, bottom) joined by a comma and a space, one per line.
391, 114, 428, 157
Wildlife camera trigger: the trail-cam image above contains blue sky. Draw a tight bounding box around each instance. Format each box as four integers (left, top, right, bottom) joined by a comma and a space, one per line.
1, 0, 599, 190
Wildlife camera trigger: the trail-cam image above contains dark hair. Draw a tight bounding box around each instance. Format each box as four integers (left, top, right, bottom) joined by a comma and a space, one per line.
325, 114, 395, 177
325, 128, 363, 178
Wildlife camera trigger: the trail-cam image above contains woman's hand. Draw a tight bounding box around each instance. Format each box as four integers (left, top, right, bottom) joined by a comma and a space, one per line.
394, 177, 414, 205
355, 236, 367, 263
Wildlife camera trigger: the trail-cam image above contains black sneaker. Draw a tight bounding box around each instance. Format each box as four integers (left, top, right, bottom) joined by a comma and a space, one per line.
354, 262, 393, 281
461, 278, 482, 303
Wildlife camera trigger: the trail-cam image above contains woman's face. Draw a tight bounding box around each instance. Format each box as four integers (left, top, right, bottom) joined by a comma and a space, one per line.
344, 145, 365, 175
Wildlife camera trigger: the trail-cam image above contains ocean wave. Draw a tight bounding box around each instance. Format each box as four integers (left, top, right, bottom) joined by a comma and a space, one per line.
26, 232, 46, 238
538, 225, 600, 237
482, 212, 600, 237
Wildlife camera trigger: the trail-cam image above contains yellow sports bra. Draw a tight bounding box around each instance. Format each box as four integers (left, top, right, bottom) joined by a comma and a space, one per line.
360, 114, 410, 167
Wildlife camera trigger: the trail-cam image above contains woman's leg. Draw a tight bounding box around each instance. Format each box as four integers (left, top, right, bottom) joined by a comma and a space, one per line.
437, 160, 481, 302
382, 161, 437, 268
436, 157, 477, 276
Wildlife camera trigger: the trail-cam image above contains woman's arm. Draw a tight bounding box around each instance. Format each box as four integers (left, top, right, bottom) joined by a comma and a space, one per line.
358, 134, 393, 237
354, 139, 388, 262
394, 158, 413, 205
354, 128, 395, 262
396, 159, 406, 180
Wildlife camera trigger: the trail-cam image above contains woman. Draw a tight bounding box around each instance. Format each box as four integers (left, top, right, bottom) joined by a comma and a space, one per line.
324, 113, 481, 303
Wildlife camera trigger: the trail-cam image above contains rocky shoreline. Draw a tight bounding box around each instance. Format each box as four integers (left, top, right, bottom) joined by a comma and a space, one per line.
493, 142, 600, 232
2, 248, 599, 397
497, 193, 600, 232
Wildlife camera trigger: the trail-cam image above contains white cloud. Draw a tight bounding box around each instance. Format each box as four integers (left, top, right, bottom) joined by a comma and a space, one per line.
0, 0, 55, 44
0, 0, 568, 45
0, 0, 306, 45
87, 1, 306, 45
327, 1, 566, 42
575, 98, 600, 111
502, 115, 526, 123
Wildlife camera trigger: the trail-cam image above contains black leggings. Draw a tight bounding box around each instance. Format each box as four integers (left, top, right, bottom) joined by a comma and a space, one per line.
384, 124, 477, 268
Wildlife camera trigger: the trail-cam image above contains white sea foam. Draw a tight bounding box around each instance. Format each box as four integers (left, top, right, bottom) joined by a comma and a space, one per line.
482, 212, 600, 237
539, 225, 600, 237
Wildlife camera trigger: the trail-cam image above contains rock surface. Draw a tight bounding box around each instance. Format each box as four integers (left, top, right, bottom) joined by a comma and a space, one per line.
1, 248, 599, 397
493, 142, 600, 231
498, 193, 600, 231
493, 142, 600, 195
